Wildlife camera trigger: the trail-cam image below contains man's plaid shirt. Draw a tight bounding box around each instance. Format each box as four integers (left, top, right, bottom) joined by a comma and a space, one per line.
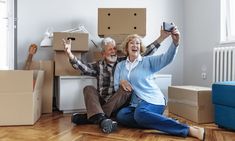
69, 41, 160, 102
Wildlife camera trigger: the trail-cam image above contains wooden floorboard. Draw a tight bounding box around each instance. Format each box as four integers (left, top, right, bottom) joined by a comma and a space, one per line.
0, 111, 235, 141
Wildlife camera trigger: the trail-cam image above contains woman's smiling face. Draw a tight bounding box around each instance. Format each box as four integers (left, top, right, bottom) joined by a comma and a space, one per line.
127, 38, 141, 59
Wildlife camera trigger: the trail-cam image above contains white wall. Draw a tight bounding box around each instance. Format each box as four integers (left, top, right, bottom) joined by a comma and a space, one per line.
183, 0, 220, 86
17, 0, 184, 85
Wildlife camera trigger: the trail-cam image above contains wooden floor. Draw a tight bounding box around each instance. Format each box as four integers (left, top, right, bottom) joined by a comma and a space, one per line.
0, 110, 235, 141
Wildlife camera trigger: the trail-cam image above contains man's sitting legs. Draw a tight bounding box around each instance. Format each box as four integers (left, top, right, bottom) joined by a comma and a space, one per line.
71, 85, 118, 133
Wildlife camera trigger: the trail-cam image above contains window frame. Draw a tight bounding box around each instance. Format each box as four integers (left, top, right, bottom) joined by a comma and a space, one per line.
220, 0, 235, 44
0, 0, 16, 70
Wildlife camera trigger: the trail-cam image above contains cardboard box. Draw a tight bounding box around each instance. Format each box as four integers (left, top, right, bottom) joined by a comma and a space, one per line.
30, 60, 54, 113
0, 70, 44, 126
53, 32, 89, 51
168, 86, 214, 123
92, 51, 103, 62
98, 8, 146, 36
54, 51, 81, 76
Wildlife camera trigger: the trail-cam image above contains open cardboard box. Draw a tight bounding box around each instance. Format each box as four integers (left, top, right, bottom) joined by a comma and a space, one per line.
0, 70, 44, 126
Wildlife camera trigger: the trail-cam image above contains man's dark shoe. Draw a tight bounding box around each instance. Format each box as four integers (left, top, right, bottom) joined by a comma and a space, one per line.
71, 113, 90, 125
100, 119, 118, 133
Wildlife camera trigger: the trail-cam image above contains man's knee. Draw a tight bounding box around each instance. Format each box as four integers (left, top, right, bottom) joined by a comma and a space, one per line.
83, 85, 97, 97
117, 87, 132, 98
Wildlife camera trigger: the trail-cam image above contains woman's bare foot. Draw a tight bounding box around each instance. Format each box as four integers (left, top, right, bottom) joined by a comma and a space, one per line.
189, 126, 205, 140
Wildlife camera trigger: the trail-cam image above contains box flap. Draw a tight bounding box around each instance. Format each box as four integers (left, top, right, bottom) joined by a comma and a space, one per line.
39, 60, 54, 113
32, 89, 42, 123
34, 70, 44, 91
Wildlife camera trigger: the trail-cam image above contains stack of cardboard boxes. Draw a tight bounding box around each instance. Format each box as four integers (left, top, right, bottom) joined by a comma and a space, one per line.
52, 31, 89, 113
53, 32, 89, 76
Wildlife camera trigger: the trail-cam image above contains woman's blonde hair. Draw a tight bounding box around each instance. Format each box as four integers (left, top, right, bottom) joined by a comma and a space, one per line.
121, 34, 145, 56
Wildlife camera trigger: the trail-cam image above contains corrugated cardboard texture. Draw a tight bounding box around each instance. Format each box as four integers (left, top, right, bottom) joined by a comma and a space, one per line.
30, 61, 54, 113
0, 70, 44, 126
168, 86, 214, 123
54, 51, 81, 76
98, 8, 146, 36
53, 32, 89, 51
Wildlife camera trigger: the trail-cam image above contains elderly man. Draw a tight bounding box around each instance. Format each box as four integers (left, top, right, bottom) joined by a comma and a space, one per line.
63, 30, 169, 133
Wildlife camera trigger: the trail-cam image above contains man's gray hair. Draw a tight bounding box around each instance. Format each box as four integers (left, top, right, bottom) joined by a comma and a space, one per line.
101, 37, 116, 51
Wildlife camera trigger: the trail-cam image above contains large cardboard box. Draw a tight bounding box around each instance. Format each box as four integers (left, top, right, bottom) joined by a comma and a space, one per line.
53, 32, 89, 51
98, 8, 146, 36
0, 70, 44, 126
30, 61, 54, 113
168, 86, 214, 123
54, 51, 81, 76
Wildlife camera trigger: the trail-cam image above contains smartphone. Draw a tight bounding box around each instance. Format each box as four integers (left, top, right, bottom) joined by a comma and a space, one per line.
163, 22, 175, 32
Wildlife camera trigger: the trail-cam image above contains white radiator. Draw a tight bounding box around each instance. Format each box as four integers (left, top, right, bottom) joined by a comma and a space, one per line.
213, 47, 235, 82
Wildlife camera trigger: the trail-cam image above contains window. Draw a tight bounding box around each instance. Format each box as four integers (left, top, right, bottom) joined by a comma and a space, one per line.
221, 0, 235, 43
0, 0, 15, 69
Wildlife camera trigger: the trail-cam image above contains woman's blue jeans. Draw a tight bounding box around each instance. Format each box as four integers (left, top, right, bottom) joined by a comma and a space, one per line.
116, 101, 189, 137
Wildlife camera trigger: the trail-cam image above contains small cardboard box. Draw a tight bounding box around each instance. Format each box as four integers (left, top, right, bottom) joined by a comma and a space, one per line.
0, 70, 44, 126
30, 60, 54, 113
54, 51, 81, 76
168, 86, 214, 123
53, 32, 89, 51
98, 8, 146, 36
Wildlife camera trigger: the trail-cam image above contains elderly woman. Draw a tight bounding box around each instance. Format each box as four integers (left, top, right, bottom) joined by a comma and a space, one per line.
114, 27, 205, 140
